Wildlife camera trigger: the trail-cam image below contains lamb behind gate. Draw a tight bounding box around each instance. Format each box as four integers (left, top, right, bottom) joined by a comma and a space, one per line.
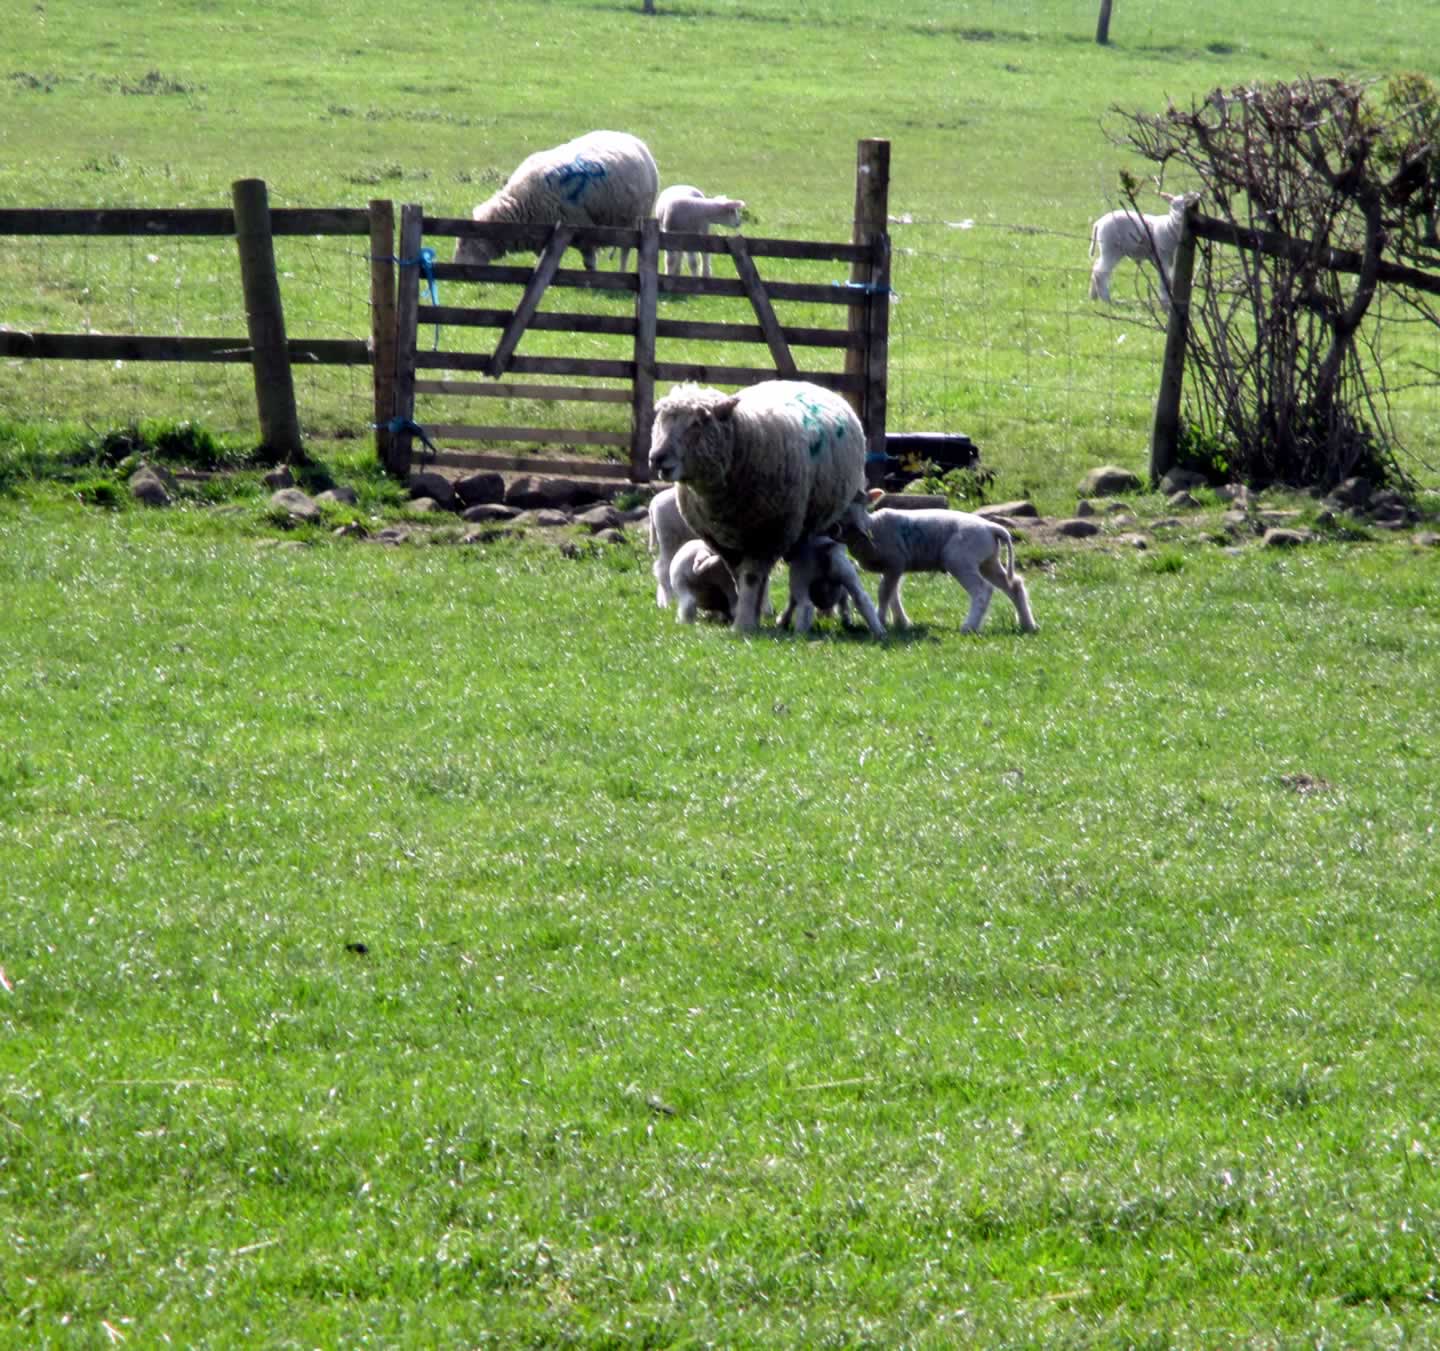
1088, 191, 1199, 304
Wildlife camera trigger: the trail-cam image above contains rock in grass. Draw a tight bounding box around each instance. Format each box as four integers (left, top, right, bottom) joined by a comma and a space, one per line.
270, 487, 320, 522
129, 462, 176, 507
1078, 464, 1142, 496
1056, 517, 1102, 538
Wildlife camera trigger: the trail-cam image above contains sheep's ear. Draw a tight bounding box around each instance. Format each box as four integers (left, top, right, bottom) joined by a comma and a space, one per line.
712, 395, 741, 421
866, 488, 885, 506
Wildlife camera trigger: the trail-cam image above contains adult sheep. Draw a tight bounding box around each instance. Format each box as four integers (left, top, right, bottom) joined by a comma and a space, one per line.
648, 380, 867, 633
454, 130, 659, 272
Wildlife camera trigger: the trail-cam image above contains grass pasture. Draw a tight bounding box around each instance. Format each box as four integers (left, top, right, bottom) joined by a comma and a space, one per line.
4, 0, 1440, 1344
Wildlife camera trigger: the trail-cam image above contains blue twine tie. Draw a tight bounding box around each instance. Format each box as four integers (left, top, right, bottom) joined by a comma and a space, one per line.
376, 417, 439, 455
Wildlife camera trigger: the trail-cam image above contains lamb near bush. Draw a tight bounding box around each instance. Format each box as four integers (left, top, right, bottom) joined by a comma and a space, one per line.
648, 379, 867, 633
655, 184, 745, 278
835, 490, 1039, 634
1088, 191, 1199, 303
669, 539, 739, 624
779, 535, 885, 638
454, 130, 659, 272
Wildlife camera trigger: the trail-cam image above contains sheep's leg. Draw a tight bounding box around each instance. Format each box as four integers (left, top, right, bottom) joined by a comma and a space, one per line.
842, 577, 885, 638
654, 558, 671, 608
664, 248, 681, 277
675, 592, 698, 624
979, 555, 1039, 633
580, 244, 600, 271
732, 561, 770, 633
1089, 261, 1112, 302
878, 573, 911, 628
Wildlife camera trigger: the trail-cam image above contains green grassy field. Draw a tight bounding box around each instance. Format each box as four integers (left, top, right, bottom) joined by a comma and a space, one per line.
5, 1, 1440, 1344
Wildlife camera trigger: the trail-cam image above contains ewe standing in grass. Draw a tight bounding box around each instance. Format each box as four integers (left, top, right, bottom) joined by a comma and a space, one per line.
655, 184, 746, 278
454, 130, 659, 272
1088, 190, 1199, 303
836, 490, 1038, 634
648, 380, 867, 633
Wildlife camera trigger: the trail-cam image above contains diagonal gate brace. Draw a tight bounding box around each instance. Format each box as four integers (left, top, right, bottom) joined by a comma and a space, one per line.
725, 234, 798, 378
487, 224, 575, 378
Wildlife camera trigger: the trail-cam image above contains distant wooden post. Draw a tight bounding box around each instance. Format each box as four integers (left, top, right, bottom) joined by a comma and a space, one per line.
1149, 210, 1198, 485
1096, 0, 1114, 44
632, 217, 659, 480
389, 203, 425, 479
231, 178, 302, 459
845, 138, 891, 468
368, 199, 400, 475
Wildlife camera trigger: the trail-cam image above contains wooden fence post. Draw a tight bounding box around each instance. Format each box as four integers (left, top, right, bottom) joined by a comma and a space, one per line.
1096, 0, 1114, 45
1149, 210, 1198, 485
845, 138, 891, 468
231, 178, 302, 459
632, 217, 659, 480
389, 203, 425, 479
368, 199, 400, 475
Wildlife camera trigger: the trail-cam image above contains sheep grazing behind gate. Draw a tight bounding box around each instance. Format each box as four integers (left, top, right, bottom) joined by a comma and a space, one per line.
1088, 190, 1199, 303
455, 130, 659, 272
655, 184, 746, 278
836, 490, 1039, 634
780, 535, 885, 638
669, 539, 738, 624
648, 380, 868, 633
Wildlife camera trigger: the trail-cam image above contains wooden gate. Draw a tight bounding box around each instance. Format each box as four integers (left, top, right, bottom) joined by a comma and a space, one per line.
383, 140, 892, 482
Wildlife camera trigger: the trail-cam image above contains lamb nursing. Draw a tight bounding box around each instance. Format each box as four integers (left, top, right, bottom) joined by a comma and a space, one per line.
648, 380, 867, 633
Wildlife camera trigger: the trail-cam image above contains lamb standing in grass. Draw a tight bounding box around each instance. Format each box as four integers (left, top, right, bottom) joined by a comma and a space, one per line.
647, 486, 696, 607
1088, 191, 1199, 303
648, 380, 867, 633
454, 130, 659, 272
779, 535, 885, 638
836, 490, 1038, 634
655, 184, 745, 278
669, 539, 739, 624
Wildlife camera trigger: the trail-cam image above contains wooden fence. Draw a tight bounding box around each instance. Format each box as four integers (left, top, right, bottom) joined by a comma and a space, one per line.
383, 138, 893, 481
0, 142, 900, 484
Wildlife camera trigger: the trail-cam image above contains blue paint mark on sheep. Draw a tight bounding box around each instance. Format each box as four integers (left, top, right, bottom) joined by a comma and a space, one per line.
544, 156, 608, 204
791, 392, 851, 459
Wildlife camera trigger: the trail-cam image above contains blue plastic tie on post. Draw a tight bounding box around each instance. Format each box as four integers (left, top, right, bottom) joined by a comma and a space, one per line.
378, 416, 440, 456
393, 248, 441, 350
832, 280, 898, 298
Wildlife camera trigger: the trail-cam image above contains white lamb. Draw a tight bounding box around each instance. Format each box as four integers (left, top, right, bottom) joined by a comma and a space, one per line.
647, 486, 697, 607
648, 380, 867, 633
835, 490, 1038, 634
779, 535, 885, 638
1088, 190, 1199, 303
454, 130, 659, 272
655, 184, 745, 278
669, 539, 739, 624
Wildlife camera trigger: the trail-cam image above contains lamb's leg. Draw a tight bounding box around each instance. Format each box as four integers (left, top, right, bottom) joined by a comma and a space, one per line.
878, 573, 911, 628
654, 557, 670, 608
947, 557, 995, 633
979, 555, 1039, 633
675, 592, 698, 624
842, 576, 885, 638
1089, 260, 1112, 302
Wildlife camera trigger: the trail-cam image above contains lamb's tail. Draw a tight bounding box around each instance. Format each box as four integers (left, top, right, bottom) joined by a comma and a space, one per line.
1088, 221, 1097, 258
989, 521, 1017, 581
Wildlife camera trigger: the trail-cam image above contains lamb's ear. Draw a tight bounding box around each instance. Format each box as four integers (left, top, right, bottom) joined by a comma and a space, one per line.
866, 488, 885, 506
712, 395, 742, 421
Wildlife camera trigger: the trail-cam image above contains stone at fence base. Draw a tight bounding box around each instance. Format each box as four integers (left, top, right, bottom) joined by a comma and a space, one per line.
1327, 476, 1372, 509
1167, 489, 1200, 509
1149, 517, 1185, 530
1215, 483, 1251, 507
1159, 467, 1208, 495
130, 463, 176, 507
1074, 499, 1097, 517
594, 528, 627, 545
455, 471, 506, 507
461, 502, 519, 523
408, 471, 457, 511
977, 500, 1038, 519
505, 475, 614, 511
318, 485, 358, 505
263, 465, 295, 489
575, 505, 625, 533
1078, 465, 1142, 496
270, 487, 320, 522
1056, 518, 1101, 538
407, 497, 443, 514
1262, 527, 1310, 548
512, 508, 572, 528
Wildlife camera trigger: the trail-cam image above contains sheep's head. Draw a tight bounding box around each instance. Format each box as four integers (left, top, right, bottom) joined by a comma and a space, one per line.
1159, 190, 1202, 216
648, 386, 740, 488
454, 232, 502, 268
716, 198, 745, 228
832, 490, 876, 545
